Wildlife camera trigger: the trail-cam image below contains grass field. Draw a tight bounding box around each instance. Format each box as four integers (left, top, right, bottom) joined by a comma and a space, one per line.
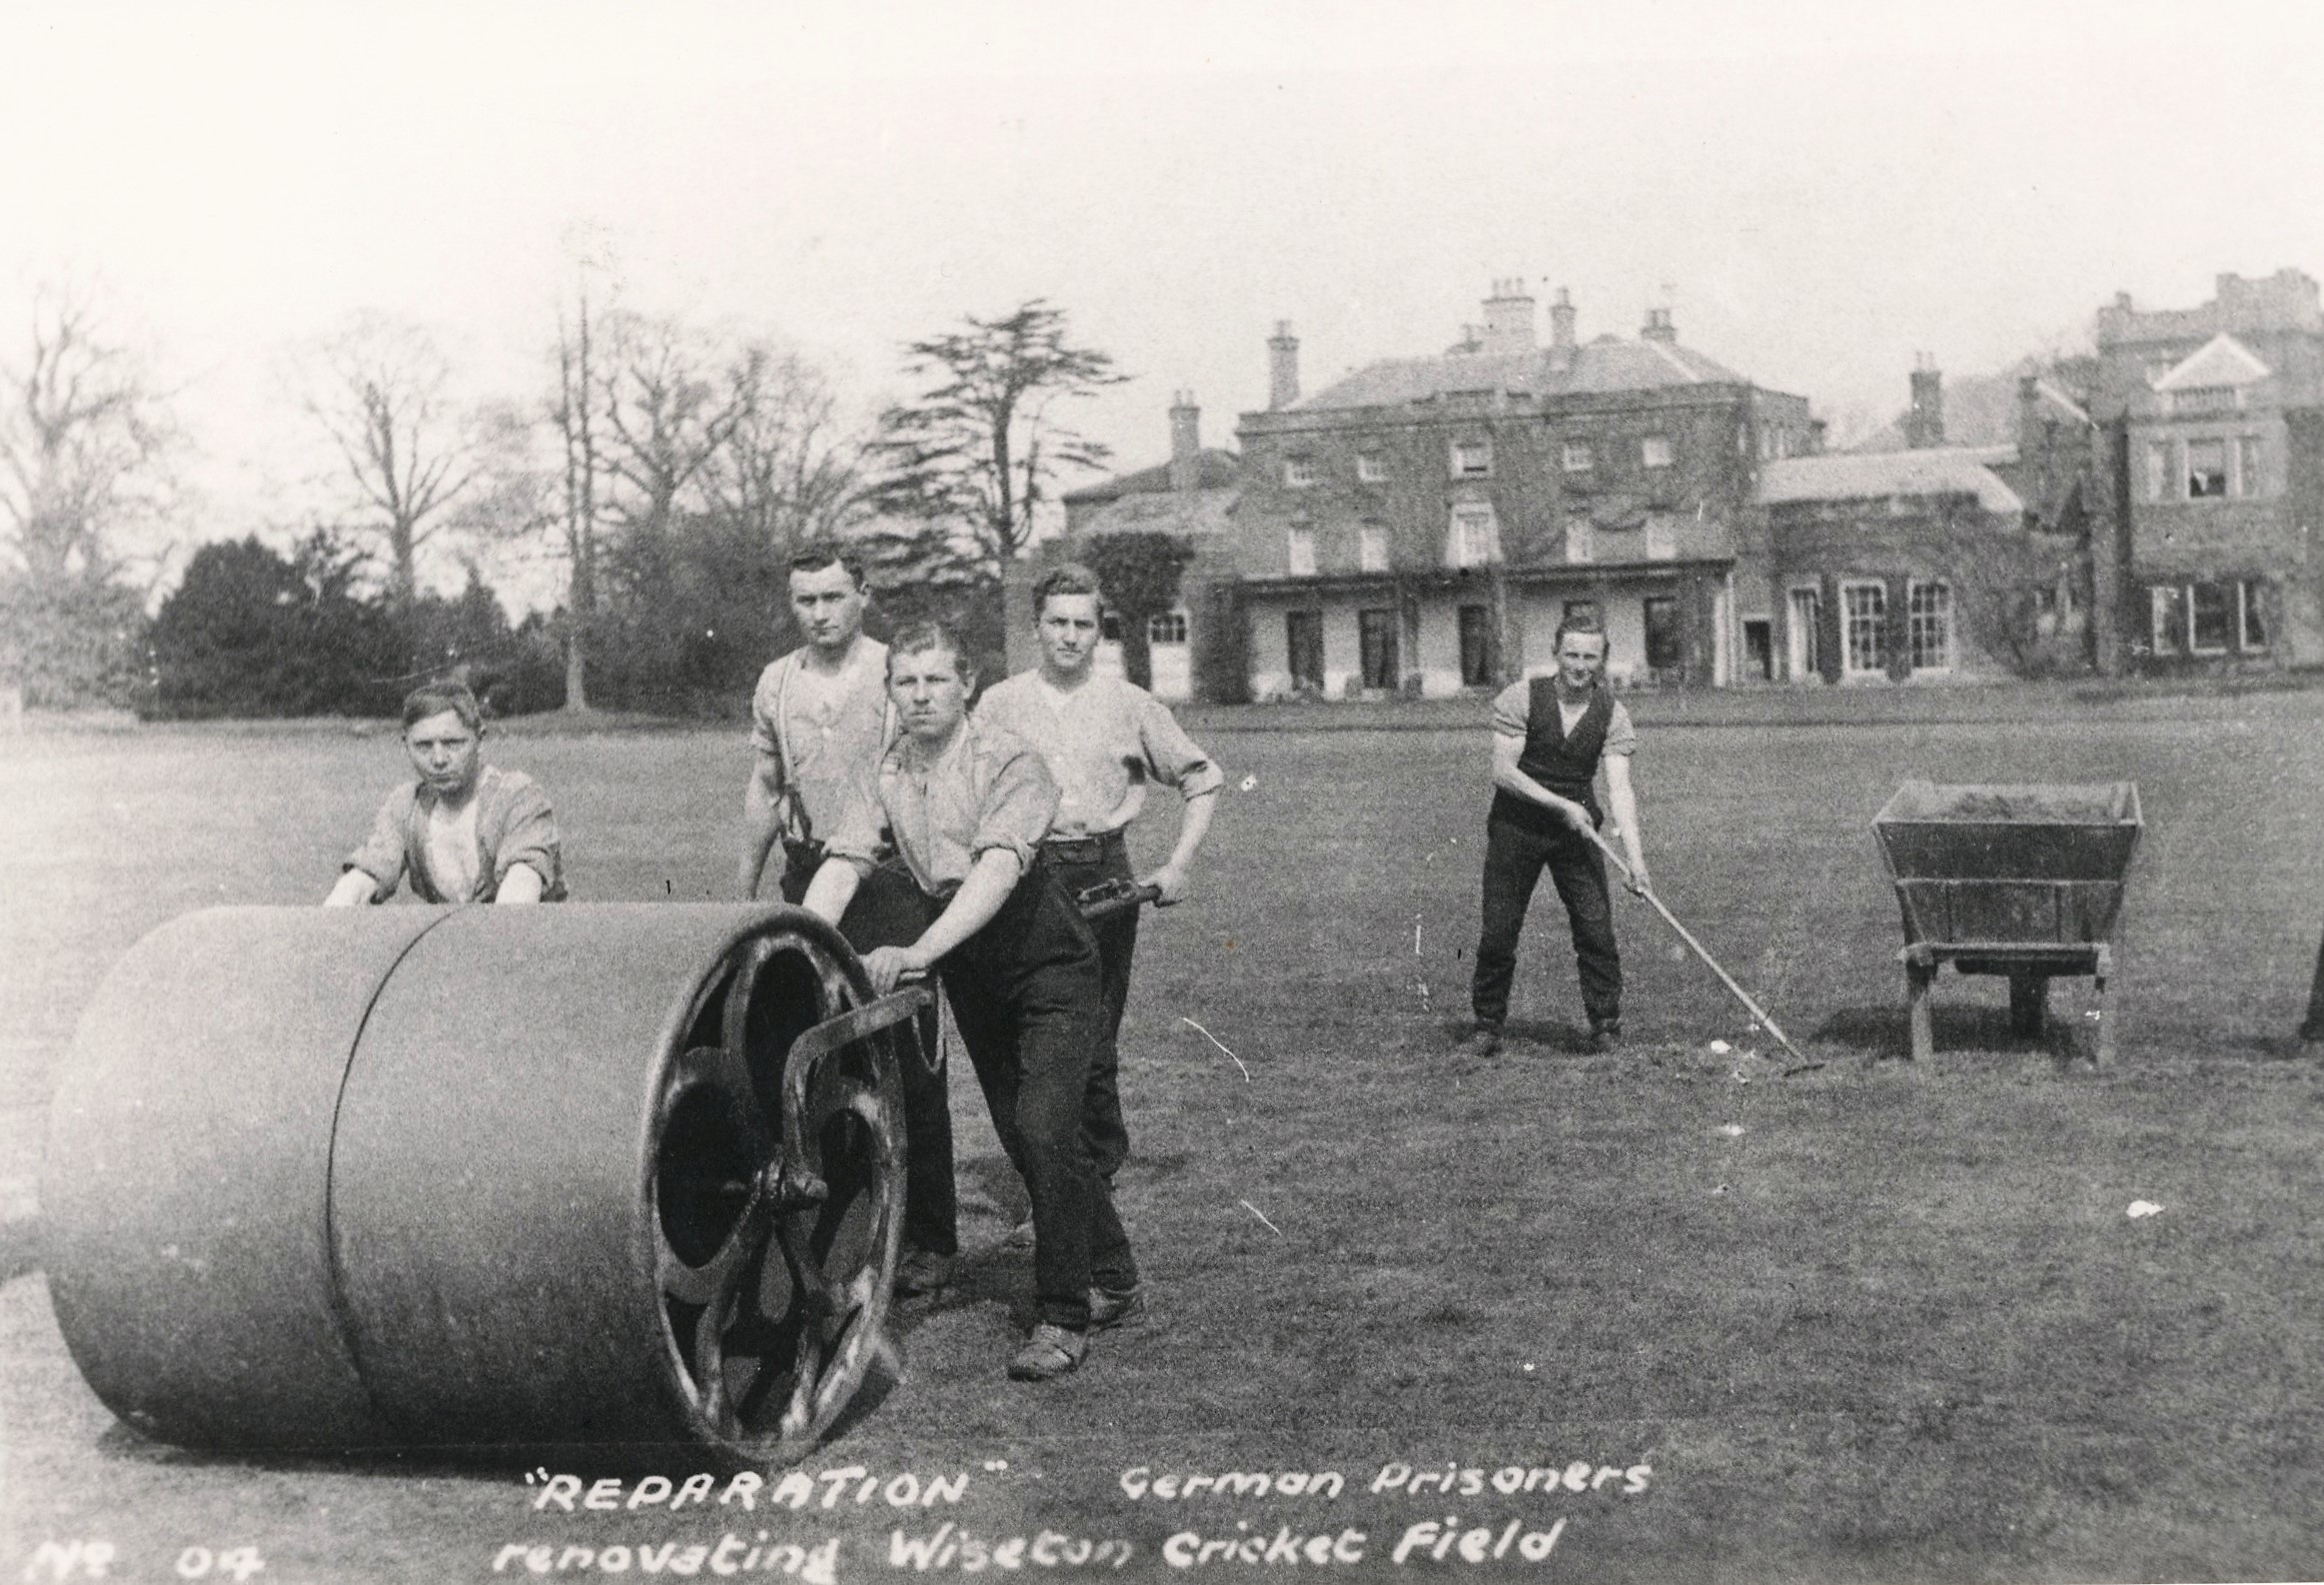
4, 695, 2324, 1582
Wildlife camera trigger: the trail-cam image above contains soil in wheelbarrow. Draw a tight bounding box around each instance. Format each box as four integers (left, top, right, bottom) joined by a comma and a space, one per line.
1886, 786, 2129, 824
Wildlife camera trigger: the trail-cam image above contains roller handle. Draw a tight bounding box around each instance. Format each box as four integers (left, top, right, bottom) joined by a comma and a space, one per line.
1077, 879, 1164, 922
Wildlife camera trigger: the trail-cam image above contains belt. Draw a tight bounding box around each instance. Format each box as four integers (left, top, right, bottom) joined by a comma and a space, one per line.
1041, 829, 1126, 864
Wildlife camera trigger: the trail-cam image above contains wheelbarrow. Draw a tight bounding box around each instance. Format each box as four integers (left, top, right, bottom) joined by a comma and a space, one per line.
1871, 781, 2143, 1065
41, 903, 922, 1466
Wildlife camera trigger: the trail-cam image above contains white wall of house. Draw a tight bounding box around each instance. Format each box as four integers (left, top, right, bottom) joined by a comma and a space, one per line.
1321, 605, 1362, 697
1415, 597, 1467, 697
1246, 604, 1291, 698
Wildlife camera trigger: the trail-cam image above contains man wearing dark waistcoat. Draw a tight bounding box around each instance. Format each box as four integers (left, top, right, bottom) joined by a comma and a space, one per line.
1463, 612, 1651, 1057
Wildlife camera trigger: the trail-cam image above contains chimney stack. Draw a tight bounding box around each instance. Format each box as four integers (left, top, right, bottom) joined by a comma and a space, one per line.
1641, 306, 1677, 344
1905, 356, 1944, 449
1267, 321, 1300, 411
1479, 278, 1537, 353
1547, 288, 1577, 373
1168, 391, 1201, 493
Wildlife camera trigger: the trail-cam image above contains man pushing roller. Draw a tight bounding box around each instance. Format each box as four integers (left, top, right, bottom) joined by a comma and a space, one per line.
1461, 611, 1650, 1058
801, 623, 1141, 1382
738, 544, 956, 1297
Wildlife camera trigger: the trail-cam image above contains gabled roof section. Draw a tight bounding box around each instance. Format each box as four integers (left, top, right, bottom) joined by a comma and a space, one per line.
1293, 336, 1751, 411
1067, 484, 1239, 541
1759, 446, 2024, 515
2029, 377, 2091, 426
1060, 449, 1240, 505
2153, 332, 2272, 391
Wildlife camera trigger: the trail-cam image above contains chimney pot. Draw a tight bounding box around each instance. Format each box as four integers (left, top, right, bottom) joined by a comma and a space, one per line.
1477, 279, 1537, 353
1267, 322, 1300, 410
1548, 287, 1578, 365
1905, 365, 1945, 449
1168, 393, 1201, 492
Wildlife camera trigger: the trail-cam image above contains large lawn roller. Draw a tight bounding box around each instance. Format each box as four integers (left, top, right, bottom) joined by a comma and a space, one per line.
42, 902, 923, 1465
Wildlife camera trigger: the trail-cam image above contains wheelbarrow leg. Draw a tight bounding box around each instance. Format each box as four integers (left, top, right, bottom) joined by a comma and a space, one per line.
1903, 947, 1935, 1062
2008, 972, 2048, 1040
2089, 945, 2113, 1069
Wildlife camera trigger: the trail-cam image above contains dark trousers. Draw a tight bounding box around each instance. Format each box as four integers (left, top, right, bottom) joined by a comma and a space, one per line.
1040, 832, 1137, 1179
782, 850, 958, 1257
1472, 811, 1623, 1029
942, 862, 1137, 1330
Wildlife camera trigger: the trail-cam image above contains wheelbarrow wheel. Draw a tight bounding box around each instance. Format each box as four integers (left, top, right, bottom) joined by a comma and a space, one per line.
652, 922, 907, 1464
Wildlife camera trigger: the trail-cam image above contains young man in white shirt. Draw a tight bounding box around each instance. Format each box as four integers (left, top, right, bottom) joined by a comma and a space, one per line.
738, 545, 956, 1295
327, 681, 563, 906
975, 564, 1222, 1181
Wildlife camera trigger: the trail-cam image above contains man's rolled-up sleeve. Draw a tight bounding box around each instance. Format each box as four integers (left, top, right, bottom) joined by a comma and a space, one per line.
818, 781, 888, 872
1603, 702, 1639, 757
746, 661, 787, 761
491, 775, 565, 895
969, 741, 1060, 870
344, 788, 412, 900
1489, 680, 1531, 738
1139, 698, 1225, 798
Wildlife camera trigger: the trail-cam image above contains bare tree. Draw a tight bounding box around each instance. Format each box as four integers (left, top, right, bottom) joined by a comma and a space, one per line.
302, 311, 487, 613
596, 311, 755, 543
865, 299, 1129, 561
701, 344, 864, 554
544, 286, 607, 711
0, 286, 176, 587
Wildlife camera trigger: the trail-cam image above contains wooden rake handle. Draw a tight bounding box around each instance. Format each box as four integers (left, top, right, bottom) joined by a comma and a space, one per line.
1584, 825, 1808, 1064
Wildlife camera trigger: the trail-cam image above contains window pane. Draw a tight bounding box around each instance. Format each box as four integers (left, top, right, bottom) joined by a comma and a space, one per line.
2173, 386, 2236, 416
1358, 608, 1398, 690
1643, 596, 1683, 673
2242, 580, 2268, 649
1642, 436, 1674, 468
1908, 582, 1951, 671
1563, 441, 1593, 472
2148, 586, 2185, 655
2146, 443, 2169, 502
2237, 436, 2263, 497
1360, 527, 1388, 573
1789, 588, 1821, 678
1458, 605, 1493, 687
2190, 581, 2234, 650
1286, 612, 1323, 690
1287, 528, 1316, 576
2187, 439, 2227, 498
1449, 508, 1497, 568
1566, 523, 1593, 564
1147, 611, 1187, 645
1843, 584, 1886, 674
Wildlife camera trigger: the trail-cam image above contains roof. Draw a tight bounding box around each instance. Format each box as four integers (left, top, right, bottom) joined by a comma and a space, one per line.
1294, 334, 1751, 411
2029, 377, 2092, 426
1758, 446, 2024, 515
1060, 448, 1239, 505
1844, 368, 2093, 453
1065, 483, 1239, 541
2153, 332, 2271, 391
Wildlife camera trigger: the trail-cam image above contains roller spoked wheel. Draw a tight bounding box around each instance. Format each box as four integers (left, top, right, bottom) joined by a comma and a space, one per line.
652, 919, 916, 1464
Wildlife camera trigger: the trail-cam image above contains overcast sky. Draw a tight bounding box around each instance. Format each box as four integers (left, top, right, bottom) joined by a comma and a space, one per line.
5, 0, 2321, 595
